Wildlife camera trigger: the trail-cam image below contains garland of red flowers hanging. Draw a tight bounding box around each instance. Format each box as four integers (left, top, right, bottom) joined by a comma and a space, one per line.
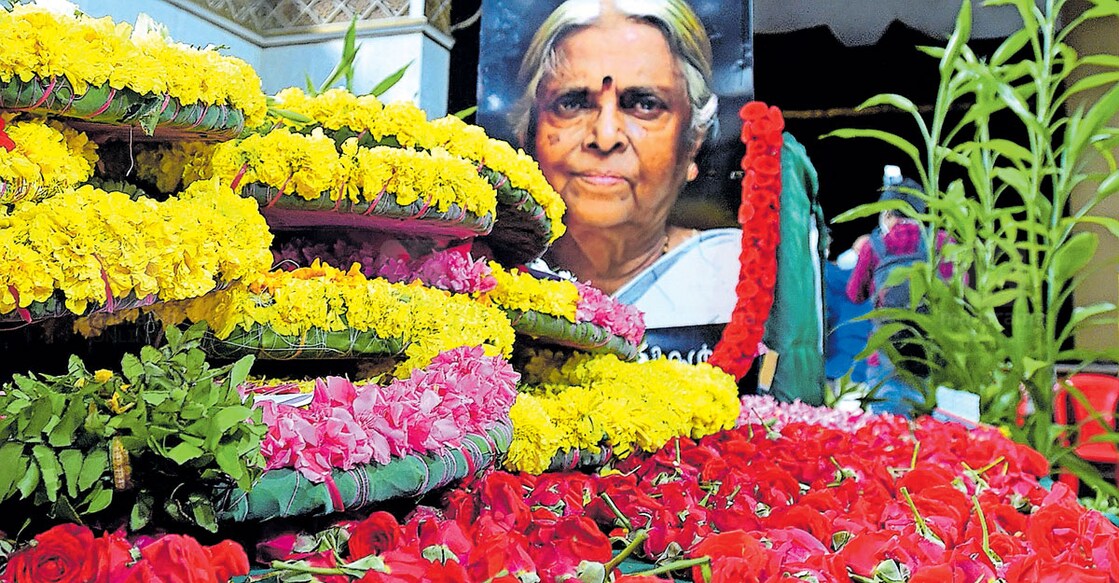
708, 101, 784, 380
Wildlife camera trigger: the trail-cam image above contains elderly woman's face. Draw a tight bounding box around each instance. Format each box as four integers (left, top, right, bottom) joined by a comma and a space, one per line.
533, 18, 696, 234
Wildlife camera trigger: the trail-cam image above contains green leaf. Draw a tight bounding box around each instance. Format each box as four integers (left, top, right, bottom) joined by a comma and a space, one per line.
981, 139, 1035, 163
214, 447, 246, 486
31, 445, 62, 503
16, 457, 40, 499
858, 93, 919, 115
189, 494, 219, 533
58, 449, 83, 499
140, 344, 161, 364
823, 128, 921, 170
121, 353, 143, 384
1066, 71, 1119, 97
453, 106, 477, 120
78, 448, 108, 491
269, 108, 315, 125
51, 494, 81, 523
212, 405, 253, 434
141, 391, 170, 406
0, 443, 25, 498
228, 356, 254, 391
991, 27, 1031, 66
1076, 216, 1119, 242
1097, 172, 1119, 200
137, 103, 162, 136
166, 442, 205, 465
48, 398, 83, 448
83, 484, 113, 514
317, 17, 360, 93
1051, 231, 1098, 284
131, 492, 154, 531
370, 60, 412, 98
24, 397, 55, 437
941, 0, 972, 74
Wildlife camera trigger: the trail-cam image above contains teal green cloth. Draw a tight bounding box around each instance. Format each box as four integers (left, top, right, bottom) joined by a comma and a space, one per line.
762, 133, 827, 405
216, 424, 511, 523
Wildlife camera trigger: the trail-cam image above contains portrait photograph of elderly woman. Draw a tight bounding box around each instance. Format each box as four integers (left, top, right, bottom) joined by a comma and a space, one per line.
479, 0, 827, 400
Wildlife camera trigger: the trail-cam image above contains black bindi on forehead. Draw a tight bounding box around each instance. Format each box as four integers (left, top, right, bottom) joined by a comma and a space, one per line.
601, 76, 613, 90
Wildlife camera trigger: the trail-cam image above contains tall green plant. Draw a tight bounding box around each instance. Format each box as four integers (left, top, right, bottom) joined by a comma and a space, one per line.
831, 0, 1119, 496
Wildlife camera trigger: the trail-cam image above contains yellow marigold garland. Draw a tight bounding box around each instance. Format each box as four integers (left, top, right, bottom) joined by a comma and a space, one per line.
506, 351, 741, 474
210, 130, 498, 217
0, 179, 273, 316
135, 141, 215, 194
0, 115, 98, 204
0, 4, 267, 126
269, 88, 566, 241
480, 262, 580, 322
149, 261, 517, 374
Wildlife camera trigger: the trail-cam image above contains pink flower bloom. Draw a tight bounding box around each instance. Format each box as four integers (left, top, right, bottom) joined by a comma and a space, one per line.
255, 347, 518, 482
574, 281, 645, 345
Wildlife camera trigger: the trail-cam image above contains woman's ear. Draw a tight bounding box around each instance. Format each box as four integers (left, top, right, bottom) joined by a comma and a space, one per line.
686, 162, 699, 181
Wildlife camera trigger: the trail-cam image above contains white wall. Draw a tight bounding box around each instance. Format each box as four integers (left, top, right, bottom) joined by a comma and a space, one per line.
72, 0, 451, 117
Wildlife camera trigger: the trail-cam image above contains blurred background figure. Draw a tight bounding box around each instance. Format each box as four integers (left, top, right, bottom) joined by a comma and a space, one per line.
825, 234, 873, 390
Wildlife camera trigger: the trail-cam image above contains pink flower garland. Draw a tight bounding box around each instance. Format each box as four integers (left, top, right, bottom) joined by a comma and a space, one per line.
738, 394, 875, 433
708, 101, 784, 380
573, 281, 646, 346
255, 346, 519, 483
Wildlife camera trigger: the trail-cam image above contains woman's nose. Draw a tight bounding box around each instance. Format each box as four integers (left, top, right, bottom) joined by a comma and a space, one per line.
584, 78, 626, 153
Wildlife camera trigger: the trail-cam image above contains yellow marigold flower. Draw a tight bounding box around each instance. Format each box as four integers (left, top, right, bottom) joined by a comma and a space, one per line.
0, 5, 266, 127
482, 262, 580, 321
1, 180, 272, 320
504, 351, 740, 474
261, 87, 566, 242
0, 117, 98, 204
154, 262, 517, 374
507, 394, 566, 475
135, 141, 215, 194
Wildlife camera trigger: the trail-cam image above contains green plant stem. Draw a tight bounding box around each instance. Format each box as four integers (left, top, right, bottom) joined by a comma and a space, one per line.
599, 492, 633, 532
269, 560, 345, 576
630, 556, 710, 577
604, 530, 649, 574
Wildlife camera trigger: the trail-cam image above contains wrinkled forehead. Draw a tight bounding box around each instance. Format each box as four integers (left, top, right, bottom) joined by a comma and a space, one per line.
542, 19, 683, 92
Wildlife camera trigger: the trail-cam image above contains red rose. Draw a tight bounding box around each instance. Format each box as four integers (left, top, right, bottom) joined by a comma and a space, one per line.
356, 549, 427, 583
117, 560, 167, 583
205, 540, 250, 582
413, 517, 472, 560
696, 557, 762, 583
532, 515, 610, 579
349, 511, 405, 559
135, 535, 219, 583
478, 472, 532, 531
6, 523, 97, 583
1004, 553, 1109, 583
465, 516, 535, 582
839, 531, 904, 577
91, 532, 135, 583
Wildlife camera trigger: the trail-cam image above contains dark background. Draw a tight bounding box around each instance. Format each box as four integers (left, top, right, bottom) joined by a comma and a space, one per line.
448, 1, 1006, 257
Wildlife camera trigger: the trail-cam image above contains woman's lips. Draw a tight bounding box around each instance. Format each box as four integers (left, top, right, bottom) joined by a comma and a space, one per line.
574, 173, 627, 187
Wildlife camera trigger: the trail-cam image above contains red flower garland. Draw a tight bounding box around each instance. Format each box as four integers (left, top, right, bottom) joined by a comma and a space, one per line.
708, 101, 784, 380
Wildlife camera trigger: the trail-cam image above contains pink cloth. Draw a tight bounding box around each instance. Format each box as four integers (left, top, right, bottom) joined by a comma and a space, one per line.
845, 221, 956, 305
